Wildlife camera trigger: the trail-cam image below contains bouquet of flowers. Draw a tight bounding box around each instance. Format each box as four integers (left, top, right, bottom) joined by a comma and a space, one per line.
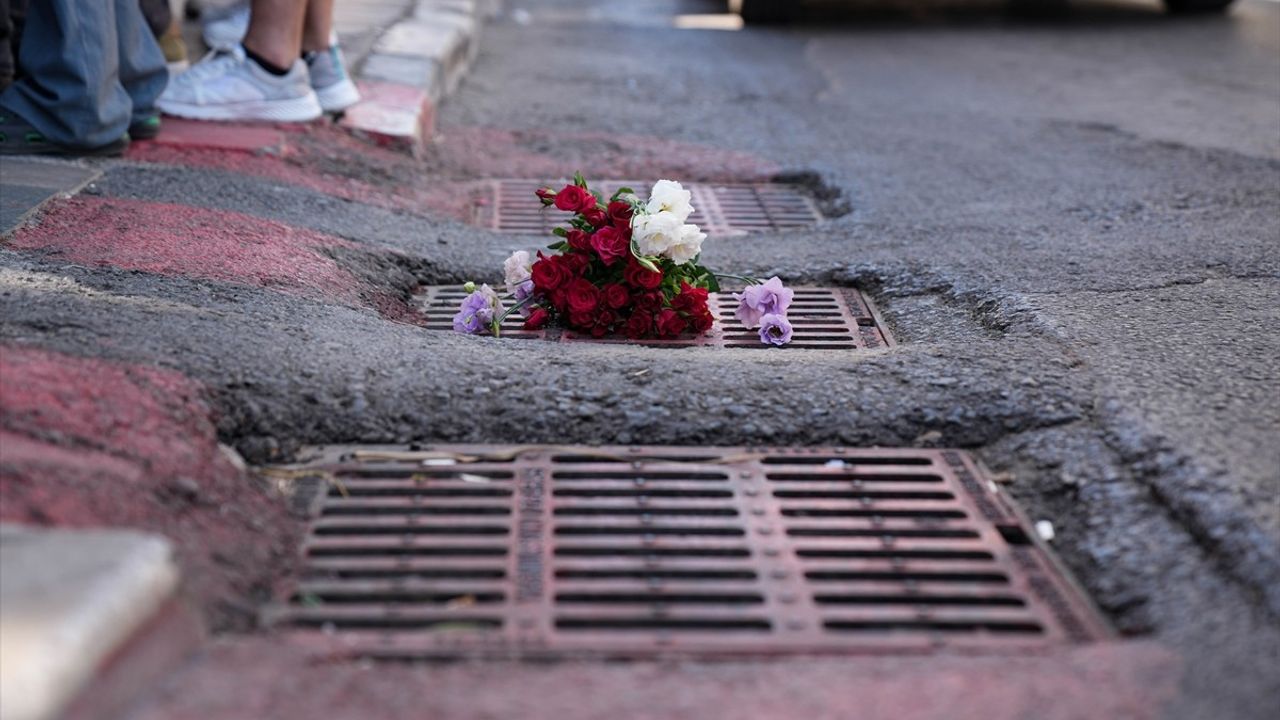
453, 175, 796, 346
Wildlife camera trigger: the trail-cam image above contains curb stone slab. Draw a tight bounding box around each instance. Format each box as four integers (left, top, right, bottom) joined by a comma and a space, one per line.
0, 159, 100, 235
342, 0, 495, 155
0, 525, 196, 720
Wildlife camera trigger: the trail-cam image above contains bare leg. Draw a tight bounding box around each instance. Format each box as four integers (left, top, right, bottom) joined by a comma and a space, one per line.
242, 0, 305, 69
302, 0, 335, 54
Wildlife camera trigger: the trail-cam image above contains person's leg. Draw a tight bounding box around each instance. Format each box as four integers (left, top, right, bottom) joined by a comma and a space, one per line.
300, 0, 332, 54
0, 0, 130, 150
242, 0, 304, 70
116, 0, 167, 135
135, 0, 169, 38
300, 0, 357, 112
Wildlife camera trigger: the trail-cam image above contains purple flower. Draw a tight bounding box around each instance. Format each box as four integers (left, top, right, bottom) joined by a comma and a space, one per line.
734, 276, 794, 329
453, 284, 504, 334
758, 313, 793, 346
512, 279, 535, 318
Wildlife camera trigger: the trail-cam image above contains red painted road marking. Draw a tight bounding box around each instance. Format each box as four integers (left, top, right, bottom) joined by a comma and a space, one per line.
138, 118, 289, 154
0, 346, 302, 628
6, 196, 419, 321
124, 121, 780, 223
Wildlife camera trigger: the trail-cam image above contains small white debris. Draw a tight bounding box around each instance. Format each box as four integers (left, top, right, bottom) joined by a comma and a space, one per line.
1035, 520, 1055, 542
421, 458, 456, 466
218, 443, 248, 473
458, 473, 491, 484
823, 459, 846, 469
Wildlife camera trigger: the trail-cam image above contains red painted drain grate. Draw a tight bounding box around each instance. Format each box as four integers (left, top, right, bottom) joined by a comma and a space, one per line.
471, 179, 823, 236
267, 445, 1109, 659
418, 286, 893, 349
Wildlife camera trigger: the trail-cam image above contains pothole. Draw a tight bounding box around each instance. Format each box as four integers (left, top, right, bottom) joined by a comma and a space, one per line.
469, 179, 826, 236
262, 444, 1110, 660
417, 285, 895, 349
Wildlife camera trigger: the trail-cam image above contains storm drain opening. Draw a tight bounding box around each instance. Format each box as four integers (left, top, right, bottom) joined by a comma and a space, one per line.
417, 286, 894, 349
471, 179, 825, 236
267, 445, 1110, 659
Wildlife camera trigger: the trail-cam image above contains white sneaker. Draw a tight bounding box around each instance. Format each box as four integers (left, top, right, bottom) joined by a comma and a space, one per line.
157, 45, 323, 122
305, 42, 361, 113
202, 2, 250, 49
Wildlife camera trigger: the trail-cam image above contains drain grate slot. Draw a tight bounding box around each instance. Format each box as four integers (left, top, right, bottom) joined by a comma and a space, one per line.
270, 445, 1110, 659
417, 286, 894, 350
474, 179, 824, 236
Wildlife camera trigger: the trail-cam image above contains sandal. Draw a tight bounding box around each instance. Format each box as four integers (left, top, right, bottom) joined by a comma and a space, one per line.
0, 108, 129, 156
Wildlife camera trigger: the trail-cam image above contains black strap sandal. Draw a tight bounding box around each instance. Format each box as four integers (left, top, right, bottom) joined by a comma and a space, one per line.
0, 109, 129, 156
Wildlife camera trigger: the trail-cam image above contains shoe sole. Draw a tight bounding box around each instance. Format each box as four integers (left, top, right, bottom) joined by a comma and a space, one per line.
157, 93, 323, 123
314, 78, 361, 114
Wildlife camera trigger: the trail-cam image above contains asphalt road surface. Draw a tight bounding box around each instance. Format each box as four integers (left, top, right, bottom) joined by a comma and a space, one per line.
1, 0, 1276, 718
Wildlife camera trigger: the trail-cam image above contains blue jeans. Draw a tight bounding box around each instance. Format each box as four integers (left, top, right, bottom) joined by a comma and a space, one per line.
0, 0, 167, 148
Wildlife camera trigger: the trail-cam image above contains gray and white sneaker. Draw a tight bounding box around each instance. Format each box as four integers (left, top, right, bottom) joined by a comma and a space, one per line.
305, 42, 361, 113
157, 45, 322, 122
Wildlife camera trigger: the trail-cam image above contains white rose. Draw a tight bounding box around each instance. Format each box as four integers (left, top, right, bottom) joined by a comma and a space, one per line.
503, 250, 532, 288
645, 180, 694, 223
632, 210, 683, 257
666, 223, 707, 265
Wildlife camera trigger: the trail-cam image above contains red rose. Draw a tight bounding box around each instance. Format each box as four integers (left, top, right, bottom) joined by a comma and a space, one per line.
603, 283, 630, 310
625, 312, 652, 339
554, 185, 595, 212
523, 307, 550, 330
569, 311, 594, 330
563, 251, 592, 274
590, 227, 629, 267
624, 260, 663, 290
535, 187, 556, 205
582, 206, 607, 228
566, 279, 601, 315
672, 282, 709, 313
549, 288, 568, 312
690, 308, 715, 333
633, 291, 664, 313
590, 309, 616, 338
607, 200, 634, 230
656, 309, 687, 338
531, 254, 570, 292
566, 228, 592, 253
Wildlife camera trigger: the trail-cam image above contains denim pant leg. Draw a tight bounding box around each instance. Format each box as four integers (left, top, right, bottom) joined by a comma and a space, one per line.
116, 0, 167, 122
0, 0, 130, 148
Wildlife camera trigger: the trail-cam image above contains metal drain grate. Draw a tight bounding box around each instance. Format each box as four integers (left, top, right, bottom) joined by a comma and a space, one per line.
418, 286, 549, 339
268, 445, 1109, 659
471, 179, 823, 236
418, 286, 893, 349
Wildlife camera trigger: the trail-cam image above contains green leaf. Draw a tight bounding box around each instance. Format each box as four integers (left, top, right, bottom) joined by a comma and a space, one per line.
704, 273, 721, 293
573, 171, 587, 189
610, 187, 635, 202
547, 241, 569, 251
552, 227, 568, 237
637, 256, 660, 273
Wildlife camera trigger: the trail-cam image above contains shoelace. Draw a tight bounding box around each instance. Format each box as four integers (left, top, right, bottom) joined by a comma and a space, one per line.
180, 47, 245, 83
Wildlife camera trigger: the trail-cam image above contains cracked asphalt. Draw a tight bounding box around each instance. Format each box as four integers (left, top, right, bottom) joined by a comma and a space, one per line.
1, 0, 1277, 718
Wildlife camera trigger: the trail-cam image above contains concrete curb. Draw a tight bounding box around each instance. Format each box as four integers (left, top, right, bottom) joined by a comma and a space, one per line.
0, 525, 202, 720
340, 0, 499, 156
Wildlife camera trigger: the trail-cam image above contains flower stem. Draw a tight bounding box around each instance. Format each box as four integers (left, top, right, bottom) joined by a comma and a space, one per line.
491, 294, 538, 336
712, 272, 762, 285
